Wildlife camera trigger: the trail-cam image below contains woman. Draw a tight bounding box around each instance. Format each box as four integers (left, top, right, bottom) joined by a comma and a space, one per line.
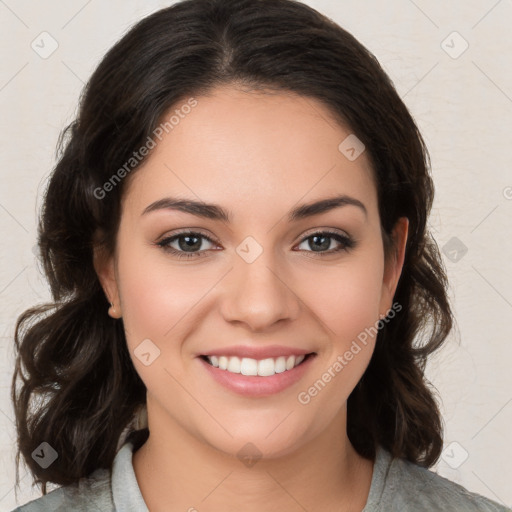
11, 0, 510, 510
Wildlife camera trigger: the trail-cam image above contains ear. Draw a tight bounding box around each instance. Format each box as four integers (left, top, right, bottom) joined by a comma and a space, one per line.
379, 217, 408, 317
93, 243, 122, 319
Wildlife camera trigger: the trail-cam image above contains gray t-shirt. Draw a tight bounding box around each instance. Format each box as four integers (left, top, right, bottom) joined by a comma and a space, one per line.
12, 440, 511, 511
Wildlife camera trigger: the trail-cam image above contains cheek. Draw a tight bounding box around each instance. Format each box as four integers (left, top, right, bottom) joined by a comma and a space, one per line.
118, 254, 204, 347
296, 244, 384, 401
304, 248, 385, 342
294, 263, 384, 427
115, 251, 211, 397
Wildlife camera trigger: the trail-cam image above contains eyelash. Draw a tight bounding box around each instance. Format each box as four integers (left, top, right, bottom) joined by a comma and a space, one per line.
155, 229, 356, 260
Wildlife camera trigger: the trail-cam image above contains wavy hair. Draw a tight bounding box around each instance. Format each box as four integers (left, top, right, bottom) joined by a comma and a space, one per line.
12, 0, 454, 493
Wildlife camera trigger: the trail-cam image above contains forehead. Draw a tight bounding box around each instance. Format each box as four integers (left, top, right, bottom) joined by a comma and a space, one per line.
122, 85, 378, 222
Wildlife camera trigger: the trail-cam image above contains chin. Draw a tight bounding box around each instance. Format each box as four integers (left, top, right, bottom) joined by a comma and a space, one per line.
202, 421, 314, 463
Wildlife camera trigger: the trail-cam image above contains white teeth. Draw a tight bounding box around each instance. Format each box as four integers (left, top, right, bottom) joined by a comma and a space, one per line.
227, 357, 241, 373
241, 357, 258, 375
257, 358, 275, 376
205, 354, 307, 376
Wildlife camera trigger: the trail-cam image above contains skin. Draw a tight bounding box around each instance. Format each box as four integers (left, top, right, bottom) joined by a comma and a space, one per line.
95, 84, 408, 512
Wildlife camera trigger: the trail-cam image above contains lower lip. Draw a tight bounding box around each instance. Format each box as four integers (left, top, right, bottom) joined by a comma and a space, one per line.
198, 354, 316, 397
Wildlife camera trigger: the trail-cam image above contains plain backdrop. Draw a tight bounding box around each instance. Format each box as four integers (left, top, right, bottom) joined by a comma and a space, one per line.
1, 0, 511, 509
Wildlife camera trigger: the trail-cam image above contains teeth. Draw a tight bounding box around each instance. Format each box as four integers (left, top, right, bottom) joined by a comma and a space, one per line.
206, 354, 306, 376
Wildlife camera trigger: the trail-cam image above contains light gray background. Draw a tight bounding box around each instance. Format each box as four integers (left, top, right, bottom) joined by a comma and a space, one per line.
1, 0, 511, 509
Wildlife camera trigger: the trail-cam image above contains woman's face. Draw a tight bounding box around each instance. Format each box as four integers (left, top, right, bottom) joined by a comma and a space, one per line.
96, 85, 407, 459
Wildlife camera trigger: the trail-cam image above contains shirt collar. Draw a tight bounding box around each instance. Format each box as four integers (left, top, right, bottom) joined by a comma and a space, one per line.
112, 440, 149, 512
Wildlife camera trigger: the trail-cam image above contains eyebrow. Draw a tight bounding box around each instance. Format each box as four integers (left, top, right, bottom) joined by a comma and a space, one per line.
141, 194, 367, 222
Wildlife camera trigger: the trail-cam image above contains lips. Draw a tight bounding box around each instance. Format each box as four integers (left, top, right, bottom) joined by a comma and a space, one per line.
198, 351, 317, 397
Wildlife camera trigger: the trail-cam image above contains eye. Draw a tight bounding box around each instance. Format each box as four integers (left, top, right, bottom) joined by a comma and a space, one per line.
295, 230, 355, 256
155, 231, 218, 259
155, 229, 356, 260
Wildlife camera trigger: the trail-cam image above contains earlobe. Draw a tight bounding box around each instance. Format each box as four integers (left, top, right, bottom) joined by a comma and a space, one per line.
380, 217, 409, 315
93, 244, 122, 318
108, 301, 120, 319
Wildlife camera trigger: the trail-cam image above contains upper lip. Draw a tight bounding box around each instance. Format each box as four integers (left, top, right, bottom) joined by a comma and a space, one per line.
199, 345, 315, 360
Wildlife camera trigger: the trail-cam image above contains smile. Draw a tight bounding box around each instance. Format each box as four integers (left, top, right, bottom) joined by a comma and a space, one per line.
198, 352, 316, 397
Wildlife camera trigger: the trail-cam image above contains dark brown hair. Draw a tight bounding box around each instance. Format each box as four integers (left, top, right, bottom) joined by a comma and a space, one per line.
12, 0, 453, 494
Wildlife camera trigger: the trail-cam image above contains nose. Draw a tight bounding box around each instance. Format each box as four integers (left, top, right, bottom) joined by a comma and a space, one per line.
219, 248, 301, 332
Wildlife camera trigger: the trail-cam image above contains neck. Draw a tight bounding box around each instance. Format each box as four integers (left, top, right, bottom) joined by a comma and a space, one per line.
132, 399, 374, 512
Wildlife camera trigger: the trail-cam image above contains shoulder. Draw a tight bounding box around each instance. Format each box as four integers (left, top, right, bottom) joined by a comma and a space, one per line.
11, 433, 147, 512
11, 467, 113, 512
373, 447, 511, 512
